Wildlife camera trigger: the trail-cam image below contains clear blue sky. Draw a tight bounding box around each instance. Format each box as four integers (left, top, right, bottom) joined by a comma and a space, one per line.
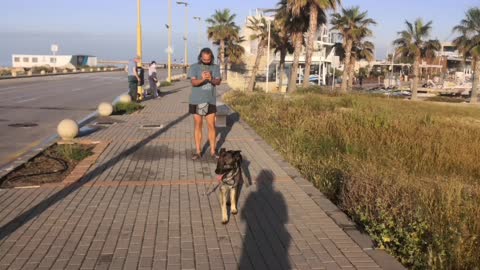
1, 0, 478, 66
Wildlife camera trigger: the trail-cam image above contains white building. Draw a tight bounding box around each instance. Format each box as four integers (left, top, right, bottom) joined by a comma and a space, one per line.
240, 9, 341, 89
12, 54, 98, 69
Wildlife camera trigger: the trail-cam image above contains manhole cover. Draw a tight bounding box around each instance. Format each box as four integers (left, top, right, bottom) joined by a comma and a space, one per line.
8, 123, 38, 128
141, 124, 163, 129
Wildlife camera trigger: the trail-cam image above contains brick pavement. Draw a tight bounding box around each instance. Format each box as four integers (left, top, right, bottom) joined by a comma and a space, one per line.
0, 81, 403, 269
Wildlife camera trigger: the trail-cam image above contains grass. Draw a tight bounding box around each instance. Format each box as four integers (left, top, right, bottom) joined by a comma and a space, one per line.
224, 89, 480, 269
113, 102, 144, 115
160, 81, 173, 87
426, 96, 467, 103
57, 144, 93, 161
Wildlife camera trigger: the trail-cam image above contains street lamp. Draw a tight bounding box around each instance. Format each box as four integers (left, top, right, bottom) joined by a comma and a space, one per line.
193, 16, 202, 52
266, 19, 272, 93
167, 0, 173, 82
136, 0, 144, 100
177, 1, 189, 72
51, 44, 58, 73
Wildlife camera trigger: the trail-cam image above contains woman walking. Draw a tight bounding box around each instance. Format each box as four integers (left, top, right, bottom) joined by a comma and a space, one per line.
148, 61, 160, 98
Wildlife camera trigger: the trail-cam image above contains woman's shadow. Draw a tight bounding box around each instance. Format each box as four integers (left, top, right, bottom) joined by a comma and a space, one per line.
238, 170, 291, 269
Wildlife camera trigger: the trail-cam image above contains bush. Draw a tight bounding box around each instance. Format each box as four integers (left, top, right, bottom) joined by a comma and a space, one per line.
32, 66, 53, 74
224, 91, 480, 269
0, 69, 11, 76
113, 102, 144, 115
160, 81, 173, 87
57, 144, 93, 161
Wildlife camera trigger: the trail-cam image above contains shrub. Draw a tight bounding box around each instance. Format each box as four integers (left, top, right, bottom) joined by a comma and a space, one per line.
224, 90, 480, 269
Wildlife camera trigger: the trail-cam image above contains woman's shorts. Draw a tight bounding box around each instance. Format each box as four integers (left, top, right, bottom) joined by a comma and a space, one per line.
189, 104, 217, 115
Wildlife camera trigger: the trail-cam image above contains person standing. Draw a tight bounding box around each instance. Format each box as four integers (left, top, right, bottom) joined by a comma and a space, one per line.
187, 48, 222, 160
148, 61, 160, 98
127, 56, 141, 101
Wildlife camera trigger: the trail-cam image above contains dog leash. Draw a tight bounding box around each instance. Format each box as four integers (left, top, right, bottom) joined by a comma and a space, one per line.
204, 167, 239, 196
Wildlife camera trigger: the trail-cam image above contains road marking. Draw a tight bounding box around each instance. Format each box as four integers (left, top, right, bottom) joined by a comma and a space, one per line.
71, 87, 84, 92
15, 97, 38, 103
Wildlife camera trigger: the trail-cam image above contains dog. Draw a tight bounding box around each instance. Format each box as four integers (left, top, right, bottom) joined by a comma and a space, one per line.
214, 148, 249, 224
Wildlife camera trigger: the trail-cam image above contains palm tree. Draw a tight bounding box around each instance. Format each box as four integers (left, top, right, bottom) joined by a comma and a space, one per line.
288, 0, 341, 88
331, 7, 376, 92
206, 9, 240, 80
393, 19, 441, 100
275, 0, 310, 93
224, 36, 246, 66
246, 17, 271, 92
349, 40, 375, 89
453, 7, 480, 104
271, 15, 294, 92
270, 2, 294, 91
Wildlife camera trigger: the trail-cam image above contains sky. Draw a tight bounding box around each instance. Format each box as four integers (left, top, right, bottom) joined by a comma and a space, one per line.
1, 0, 478, 67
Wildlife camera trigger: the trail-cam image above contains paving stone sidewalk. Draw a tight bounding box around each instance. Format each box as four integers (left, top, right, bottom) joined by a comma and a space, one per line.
0, 81, 404, 270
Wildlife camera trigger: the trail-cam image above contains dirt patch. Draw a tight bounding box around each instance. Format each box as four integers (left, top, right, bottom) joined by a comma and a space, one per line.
0, 144, 94, 188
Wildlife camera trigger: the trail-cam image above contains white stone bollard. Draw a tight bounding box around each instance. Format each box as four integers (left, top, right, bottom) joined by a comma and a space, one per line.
119, 94, 132, 104
57, 119, 79, 141
98, 102, 113, 116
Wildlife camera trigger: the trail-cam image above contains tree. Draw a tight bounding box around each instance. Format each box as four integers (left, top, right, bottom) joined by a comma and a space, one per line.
331, 6, 376, 92
270, 2, 294, 91
349, 40, 375, 89
275, 0, 310, 93
246, 17, 272, 92
393, 19, 441, 100
453, 7, 480, 104
207, 9, 240, 80
288, 0, 341, 88
225, 36, 246, 65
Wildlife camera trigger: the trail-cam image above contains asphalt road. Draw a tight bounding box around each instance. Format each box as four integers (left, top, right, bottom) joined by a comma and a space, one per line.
0, 70, 182, 168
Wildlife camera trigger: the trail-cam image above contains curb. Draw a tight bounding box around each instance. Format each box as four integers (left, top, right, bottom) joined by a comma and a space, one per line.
220, 88, 406, 270
0, 69, 123, 80
0, 95, 116, 180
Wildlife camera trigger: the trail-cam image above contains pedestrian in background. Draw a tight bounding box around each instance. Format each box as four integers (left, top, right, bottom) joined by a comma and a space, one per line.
148, 61, 160, 98
127, 56, 141, 101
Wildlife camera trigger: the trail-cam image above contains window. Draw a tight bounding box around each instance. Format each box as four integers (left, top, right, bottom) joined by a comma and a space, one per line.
14, 57, 20, 62
23, 57, 29, 62
50, 57, 56, 63
32, 57, 38, 63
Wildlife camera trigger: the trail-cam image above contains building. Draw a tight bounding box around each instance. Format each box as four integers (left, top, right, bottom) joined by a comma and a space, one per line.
12, 54, 98, 69
239, 9, 341, 91
439, 42, 472, 75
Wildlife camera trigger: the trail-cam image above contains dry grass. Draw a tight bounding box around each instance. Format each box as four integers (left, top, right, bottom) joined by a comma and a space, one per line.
224, 90, 480, 269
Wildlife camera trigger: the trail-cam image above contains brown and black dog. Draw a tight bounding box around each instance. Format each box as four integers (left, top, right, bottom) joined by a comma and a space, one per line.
215, 148, 249, 224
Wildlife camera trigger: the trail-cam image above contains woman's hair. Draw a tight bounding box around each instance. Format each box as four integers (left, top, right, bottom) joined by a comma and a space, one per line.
150, 61, 156, 66
197, 48, 215, 64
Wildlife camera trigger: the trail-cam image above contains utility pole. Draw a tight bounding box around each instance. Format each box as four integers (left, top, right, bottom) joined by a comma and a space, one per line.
137, 0, 144, 100
177, 1, 189, 73
193, 16, 202, 52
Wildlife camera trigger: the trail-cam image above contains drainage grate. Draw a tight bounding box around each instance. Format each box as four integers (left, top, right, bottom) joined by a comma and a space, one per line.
140, 124, 163, 129
8, 123, 38, 128
93, 121, 115, 127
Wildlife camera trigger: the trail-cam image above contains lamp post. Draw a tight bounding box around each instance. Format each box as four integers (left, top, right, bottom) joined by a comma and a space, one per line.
193, 16, 202, 52
266, 19, 271, 93
167, 0, 173, 82
51, 44, 58, 73
177, 1, 189, 72
136, 0, 144, 100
